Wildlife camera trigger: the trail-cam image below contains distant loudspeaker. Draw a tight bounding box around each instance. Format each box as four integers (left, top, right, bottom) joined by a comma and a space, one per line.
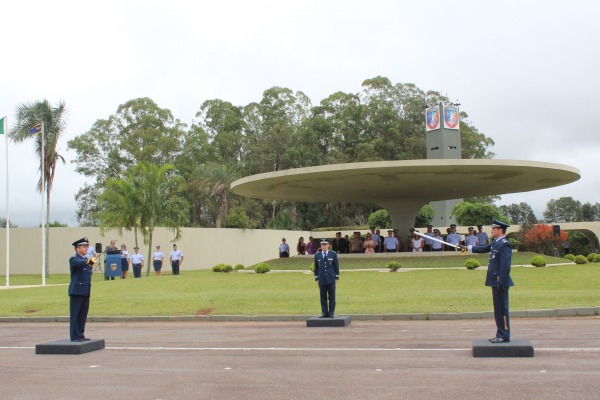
95, 243, 103, 253
552, 225, 561, 237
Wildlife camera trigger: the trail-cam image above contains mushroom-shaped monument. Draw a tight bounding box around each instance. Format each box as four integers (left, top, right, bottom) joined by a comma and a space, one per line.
230, 159, 580, 233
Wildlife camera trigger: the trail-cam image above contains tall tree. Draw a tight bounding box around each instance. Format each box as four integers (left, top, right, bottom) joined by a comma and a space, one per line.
499, 202, 538, 228
68, 98, 185, 225
581, 202, 600, 222
543, 197, 582, 223
10, 99, 67, 276
194, 162, 239, 228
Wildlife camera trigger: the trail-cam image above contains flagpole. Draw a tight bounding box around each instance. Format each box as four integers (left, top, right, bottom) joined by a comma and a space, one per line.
4, 117, 9, 287
41, 121, 46, 286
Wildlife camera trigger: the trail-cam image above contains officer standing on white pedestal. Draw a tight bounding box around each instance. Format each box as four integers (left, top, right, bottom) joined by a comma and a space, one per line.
314, 239, 340, 318
465, 219, 514, 343
69, 237, 94, 342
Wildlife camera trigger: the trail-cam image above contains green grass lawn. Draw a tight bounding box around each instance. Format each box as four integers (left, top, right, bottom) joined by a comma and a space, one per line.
1, 262, 598, 317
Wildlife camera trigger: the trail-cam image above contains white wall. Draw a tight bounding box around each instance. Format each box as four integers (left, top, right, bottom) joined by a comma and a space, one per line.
0, 227, 311, 275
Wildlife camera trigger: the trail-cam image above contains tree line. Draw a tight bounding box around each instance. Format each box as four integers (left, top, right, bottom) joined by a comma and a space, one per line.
67, 76, 495, 231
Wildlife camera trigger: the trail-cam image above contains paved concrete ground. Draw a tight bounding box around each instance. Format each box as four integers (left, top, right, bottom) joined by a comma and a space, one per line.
1, 317, 599, 400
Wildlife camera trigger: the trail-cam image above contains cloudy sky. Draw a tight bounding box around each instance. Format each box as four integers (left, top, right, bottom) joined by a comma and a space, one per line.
1, 0, 598, 227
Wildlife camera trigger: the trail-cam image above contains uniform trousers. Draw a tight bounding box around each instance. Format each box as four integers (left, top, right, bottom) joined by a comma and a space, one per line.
172, 260, 180, 275
319, 283, 336, 317
132, 263, 142, 278
69, 295, 90, 341
492, 286, 510, 340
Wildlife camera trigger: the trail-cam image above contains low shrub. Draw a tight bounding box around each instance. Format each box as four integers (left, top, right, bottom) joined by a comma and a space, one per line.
254, 263, 271, 274
464, 258, 480, 270
593, 254, 600, 263
574, 255, 588, 264
563, 254, 576, 262
586, 253, 597, 263
386, 261, 402, 272
308, 263, 315, 272
530, 255, 546, 267
234, 264, 245, 270
212, 264, 233, 273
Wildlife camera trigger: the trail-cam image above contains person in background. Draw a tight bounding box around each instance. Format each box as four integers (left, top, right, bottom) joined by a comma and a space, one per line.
131, 246, 144, 278
279, 238, 290, 258
431, 229, 444, 251
411, 233, 424, 252
476, 225, 489, 246
383, 230, 399, 252
120, 244, 130, 279
331, 232, 347, 254
464, 227, 480, 248
363, 233, 376, 253
369, 226, 381, 253
306, 236, 317, 255
423, 225, 435, 252
349, 231, 364, 253
153, 245, 164, 276
297, 237, 307, 255
170, 243, 184, 275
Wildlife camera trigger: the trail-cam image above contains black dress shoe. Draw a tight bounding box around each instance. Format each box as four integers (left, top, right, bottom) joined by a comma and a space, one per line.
319, 315, 327, 318
328, 314, 334, 318
71, 338, 84, 342
82, 337, 91, 341
490, 337, 510, 343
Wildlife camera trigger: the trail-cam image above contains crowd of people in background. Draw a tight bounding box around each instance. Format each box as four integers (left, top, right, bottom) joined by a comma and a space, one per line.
279, 224, 491, 256
85, 240, 184, 278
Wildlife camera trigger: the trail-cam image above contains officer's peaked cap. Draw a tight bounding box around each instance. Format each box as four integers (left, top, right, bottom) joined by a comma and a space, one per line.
320, 238, 330, 244
491, 219, 510, 230
72, 237, 89, 247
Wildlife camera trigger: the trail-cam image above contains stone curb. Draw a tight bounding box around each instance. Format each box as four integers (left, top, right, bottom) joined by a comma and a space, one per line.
1, 307, 598, 323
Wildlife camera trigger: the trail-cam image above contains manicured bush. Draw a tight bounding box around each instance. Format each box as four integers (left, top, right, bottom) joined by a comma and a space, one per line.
234, 264, 245, 271
593, 254, 600, 263
386, 261, 402, 272
308, 263, 315, 272
530, 255, 546, 267
212, 264, 233, 273
564, 254, 576, 262
254, 263, 271, 274
574, 255, 588, 264
586, 253, 597, 263
464, 258, 480, 270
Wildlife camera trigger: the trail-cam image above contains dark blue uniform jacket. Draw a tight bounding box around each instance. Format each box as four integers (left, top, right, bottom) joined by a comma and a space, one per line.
69, 254, 92, 297
471, 237, 514, 288
314, 251, 340, 285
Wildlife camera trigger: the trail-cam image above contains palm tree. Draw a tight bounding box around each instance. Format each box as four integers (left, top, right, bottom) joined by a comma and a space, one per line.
9, 99, 67, 277
98, 163, 190, 276
195, 163, 238, 228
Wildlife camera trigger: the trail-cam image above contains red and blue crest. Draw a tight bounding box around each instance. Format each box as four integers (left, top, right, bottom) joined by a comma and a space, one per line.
443, 105, 460, 129
425, 106, 440, 131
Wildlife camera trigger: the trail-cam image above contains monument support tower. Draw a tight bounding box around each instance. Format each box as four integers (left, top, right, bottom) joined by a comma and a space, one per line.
425, 102, 463, 226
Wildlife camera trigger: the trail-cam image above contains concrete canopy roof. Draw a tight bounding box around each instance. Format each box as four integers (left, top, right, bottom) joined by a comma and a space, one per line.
230, 159, 580, 203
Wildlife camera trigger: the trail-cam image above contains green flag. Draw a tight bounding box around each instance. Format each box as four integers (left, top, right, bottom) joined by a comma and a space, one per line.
0, 117, 5, 134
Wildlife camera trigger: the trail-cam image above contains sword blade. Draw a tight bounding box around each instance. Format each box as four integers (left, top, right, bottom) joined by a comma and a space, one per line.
413, 230, 458, 248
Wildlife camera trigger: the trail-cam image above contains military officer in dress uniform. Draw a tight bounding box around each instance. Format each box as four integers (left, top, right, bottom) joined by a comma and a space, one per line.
314, 238, 340, 318
69, 237, 95, 342
465, 219, 514, 343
